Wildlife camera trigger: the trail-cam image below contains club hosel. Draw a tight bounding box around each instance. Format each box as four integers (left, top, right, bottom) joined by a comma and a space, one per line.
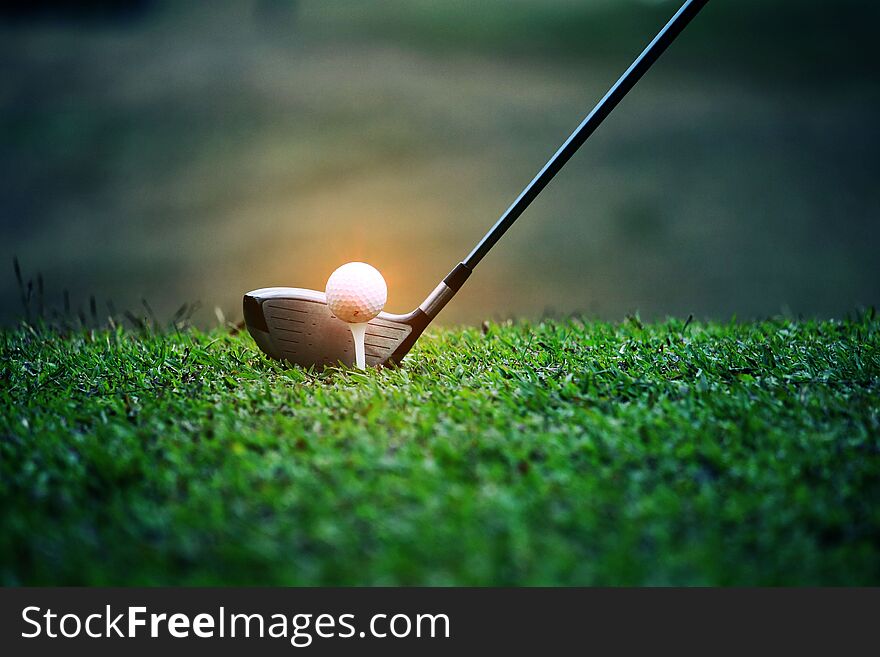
443, 262, 473, 291
418, 262, 472, 319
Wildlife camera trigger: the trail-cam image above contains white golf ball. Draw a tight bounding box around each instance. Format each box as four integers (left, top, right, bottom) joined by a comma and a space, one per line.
325, 262, 387, 323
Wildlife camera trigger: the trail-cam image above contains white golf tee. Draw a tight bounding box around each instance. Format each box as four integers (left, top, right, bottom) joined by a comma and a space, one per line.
348, 322, 368, 369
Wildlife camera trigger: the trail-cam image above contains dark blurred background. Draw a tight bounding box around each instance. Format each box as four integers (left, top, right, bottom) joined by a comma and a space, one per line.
1, 0, 878, 326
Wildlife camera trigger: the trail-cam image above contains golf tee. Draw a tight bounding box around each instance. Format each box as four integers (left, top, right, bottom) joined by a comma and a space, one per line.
348, 322, 368, 369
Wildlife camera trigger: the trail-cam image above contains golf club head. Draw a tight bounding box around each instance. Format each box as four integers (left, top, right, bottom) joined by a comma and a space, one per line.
243, 287, 430, 368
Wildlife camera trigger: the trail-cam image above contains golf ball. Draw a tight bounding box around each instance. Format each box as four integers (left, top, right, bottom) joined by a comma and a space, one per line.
325, 262, 387, 323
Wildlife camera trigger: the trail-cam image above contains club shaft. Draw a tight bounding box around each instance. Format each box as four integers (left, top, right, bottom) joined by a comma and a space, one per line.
462, 0, 709, 270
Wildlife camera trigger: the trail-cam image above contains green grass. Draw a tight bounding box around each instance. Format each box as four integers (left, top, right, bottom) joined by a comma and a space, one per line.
2, 314, 879, 585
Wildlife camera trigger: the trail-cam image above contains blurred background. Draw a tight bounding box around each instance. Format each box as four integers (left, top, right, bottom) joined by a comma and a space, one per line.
1, 0, 878, 326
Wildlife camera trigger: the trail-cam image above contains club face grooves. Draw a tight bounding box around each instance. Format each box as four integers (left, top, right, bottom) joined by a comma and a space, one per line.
244, 288, 424, 369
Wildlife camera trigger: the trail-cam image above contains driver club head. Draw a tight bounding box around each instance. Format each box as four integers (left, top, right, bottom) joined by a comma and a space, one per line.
243, 287, 430, 368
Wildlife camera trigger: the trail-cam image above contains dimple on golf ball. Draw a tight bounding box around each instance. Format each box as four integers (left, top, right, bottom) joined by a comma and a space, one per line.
325, 262, 387, 323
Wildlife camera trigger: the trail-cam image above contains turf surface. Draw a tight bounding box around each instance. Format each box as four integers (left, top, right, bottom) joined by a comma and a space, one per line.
2, 314, 879, 585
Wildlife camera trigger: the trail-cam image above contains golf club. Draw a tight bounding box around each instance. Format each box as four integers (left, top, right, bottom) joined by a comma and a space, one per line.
244, 0, 709, 368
